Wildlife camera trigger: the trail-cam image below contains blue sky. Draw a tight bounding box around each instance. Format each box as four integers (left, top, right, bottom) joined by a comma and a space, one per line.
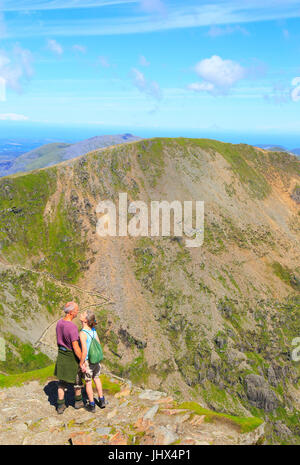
0, 0, 300, 145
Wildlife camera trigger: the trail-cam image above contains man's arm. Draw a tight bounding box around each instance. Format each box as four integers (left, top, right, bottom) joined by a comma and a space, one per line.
72, 340, 82, 360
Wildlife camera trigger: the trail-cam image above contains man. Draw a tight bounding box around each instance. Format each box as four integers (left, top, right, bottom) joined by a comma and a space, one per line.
54, 301, 85, 414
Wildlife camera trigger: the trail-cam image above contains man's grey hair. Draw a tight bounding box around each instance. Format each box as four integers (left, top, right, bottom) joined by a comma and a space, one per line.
64, 302, 77, 314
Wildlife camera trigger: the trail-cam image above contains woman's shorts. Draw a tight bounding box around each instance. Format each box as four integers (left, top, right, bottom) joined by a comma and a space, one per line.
82, 360, 101, 382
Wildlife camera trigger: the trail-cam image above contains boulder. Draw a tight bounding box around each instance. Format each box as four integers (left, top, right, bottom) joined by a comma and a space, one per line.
143, 404, 159, 421
96, 427, 112, 436
139, 390, 166, 401
154, 426, 178, 445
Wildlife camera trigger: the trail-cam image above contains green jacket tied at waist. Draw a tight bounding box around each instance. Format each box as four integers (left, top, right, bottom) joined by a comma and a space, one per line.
54, 347, 79, 384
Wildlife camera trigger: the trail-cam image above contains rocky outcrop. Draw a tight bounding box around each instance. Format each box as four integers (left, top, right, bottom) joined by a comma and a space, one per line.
291, 186, 300, 204
244, 374, 279, 412
0, 373, 265, 446
273, 421, 293, 440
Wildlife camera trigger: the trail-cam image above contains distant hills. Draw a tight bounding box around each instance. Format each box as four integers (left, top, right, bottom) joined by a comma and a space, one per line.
0, 139, 50, 175
0, 134, 141, 177
256, 144, 300, 156
291, 147, 300, 155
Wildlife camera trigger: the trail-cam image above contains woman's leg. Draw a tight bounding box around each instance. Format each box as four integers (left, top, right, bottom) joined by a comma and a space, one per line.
94, 376, 103, 398
85, 380, 94, 403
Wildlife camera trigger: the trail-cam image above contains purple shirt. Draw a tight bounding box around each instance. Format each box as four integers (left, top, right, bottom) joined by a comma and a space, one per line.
56, 319, 79, 351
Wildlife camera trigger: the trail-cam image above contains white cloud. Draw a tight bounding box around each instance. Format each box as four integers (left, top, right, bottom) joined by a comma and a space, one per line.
139, 0, 166, 14
207, 25, 249, 37
291, 77, 300, 102
98, 56, 110, 67
3, 1, 300, 38
246, 59, 267, 79
291, 77, 300, 86
264, 81, 290, 105
47, 39, 63, 55
1, 0, 135, 11
131, 67, 162, 100
14, 45, 34, 78
0, 12, 6, 38
0, 113, 29, 120
73, 44, 86, 53
0, 45, 33, 93
282, 29, 290, 39
139, 55, 150, 66
189, 55, 246, 95
187, 82, 215, 92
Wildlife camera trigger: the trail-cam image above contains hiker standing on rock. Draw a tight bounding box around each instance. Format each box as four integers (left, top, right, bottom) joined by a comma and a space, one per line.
54, 302, 85, 414
79, 310, 106, 412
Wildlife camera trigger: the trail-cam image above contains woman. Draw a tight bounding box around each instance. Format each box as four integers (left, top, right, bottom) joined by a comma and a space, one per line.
79, 310, 106, 412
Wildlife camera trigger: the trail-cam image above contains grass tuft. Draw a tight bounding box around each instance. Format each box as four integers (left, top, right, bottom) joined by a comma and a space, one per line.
177, 401, 263, 433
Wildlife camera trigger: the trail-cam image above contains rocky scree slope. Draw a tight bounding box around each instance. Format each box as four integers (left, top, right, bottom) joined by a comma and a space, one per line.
0, 138, 299, 444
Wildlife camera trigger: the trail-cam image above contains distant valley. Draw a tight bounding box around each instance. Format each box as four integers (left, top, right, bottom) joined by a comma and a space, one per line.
0, 139, 51, 175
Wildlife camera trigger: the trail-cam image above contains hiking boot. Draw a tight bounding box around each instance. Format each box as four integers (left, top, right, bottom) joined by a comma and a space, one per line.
98, 397, 106, 409
57, 403, 66, 414
74, 399, 84, 409
85, 402, 96, 413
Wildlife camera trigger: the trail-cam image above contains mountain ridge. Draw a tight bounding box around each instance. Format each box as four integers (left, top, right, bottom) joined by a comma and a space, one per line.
0, 134, 142, 177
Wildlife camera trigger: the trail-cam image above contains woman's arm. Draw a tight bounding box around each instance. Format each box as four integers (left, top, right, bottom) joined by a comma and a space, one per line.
79, 332, 88, 369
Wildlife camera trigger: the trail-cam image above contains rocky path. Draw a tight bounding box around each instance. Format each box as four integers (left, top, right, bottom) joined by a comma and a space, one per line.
0, 374, 265, 446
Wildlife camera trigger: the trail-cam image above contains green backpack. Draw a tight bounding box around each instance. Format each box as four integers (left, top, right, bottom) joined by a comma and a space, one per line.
83, 330, 103, 364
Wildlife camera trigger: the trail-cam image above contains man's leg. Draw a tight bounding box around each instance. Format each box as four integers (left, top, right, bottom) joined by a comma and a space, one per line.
57, 381, 67, 414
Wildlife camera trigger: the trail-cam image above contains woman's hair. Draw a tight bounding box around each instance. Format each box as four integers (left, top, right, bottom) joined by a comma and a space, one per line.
86, 310, 97, 329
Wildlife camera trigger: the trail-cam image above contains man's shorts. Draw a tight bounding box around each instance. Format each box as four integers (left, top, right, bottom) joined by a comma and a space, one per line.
81, 360, 101, 382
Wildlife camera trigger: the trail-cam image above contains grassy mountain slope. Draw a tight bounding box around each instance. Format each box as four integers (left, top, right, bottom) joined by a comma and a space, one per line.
0, 138, 299, 444
9, 143, 71, 173
3, 134, 141, 176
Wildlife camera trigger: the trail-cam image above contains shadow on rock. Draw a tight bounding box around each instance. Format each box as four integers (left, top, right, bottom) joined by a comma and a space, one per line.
44, 381, 87, 408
